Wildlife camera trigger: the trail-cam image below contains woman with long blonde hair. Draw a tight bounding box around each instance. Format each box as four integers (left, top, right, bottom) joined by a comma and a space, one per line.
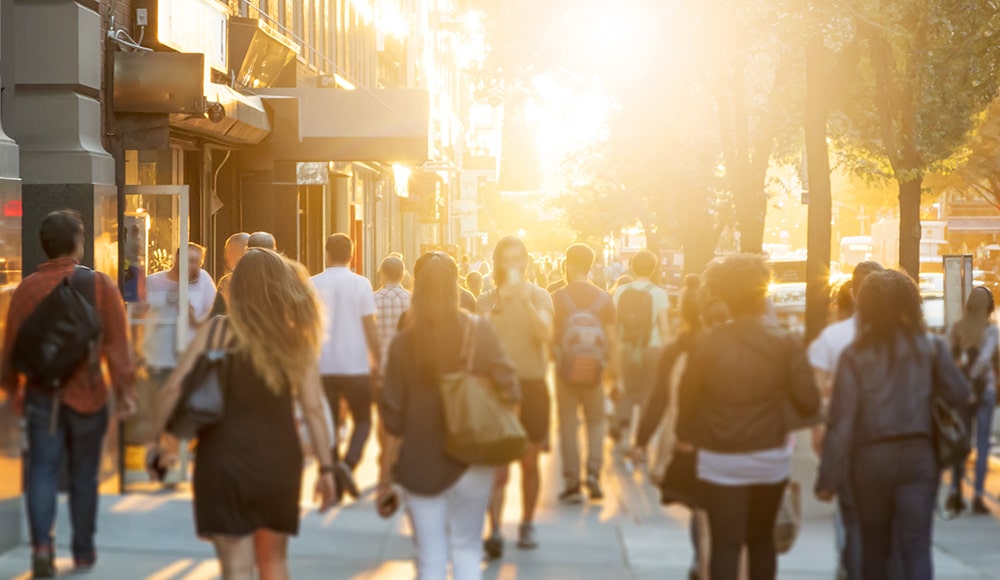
155, 248, 337, 580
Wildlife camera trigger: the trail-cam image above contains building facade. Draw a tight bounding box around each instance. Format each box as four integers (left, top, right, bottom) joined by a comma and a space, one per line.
0, 0, 493, 551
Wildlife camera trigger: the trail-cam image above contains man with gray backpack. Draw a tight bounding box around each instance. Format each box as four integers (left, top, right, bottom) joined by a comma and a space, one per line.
551, 243, 618, 504
611, 250, 670, 445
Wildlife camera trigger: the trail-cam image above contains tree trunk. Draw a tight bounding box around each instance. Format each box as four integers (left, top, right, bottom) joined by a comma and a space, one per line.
898, 174, 923, 279
804, 37, 833, 344
735, 182, 766, 255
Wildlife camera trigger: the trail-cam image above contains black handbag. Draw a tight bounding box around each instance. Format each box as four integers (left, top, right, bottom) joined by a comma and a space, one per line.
659, 449, 700, 507
930, 336, 972, 469
166, 316, 230, 439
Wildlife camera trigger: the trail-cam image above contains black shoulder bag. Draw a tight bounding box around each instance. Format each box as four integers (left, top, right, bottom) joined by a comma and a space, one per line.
167, 316, 231, 439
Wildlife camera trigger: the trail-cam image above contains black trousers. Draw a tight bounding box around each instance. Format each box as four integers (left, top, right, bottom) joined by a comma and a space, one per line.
701, 479, 788, 580
321, 375, 372, 470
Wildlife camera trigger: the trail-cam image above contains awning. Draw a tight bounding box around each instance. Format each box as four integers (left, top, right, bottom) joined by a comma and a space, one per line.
169, 83, 270, 146
947, 216, 1000, 233
246, 88, 430, 165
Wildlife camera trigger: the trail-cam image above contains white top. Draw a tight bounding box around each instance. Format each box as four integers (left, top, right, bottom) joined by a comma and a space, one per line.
313, 266, 377, 376
143, 269, 217, 369
613, 279, 670, 347
808, 316, 857, 375
698, 444, 793, 486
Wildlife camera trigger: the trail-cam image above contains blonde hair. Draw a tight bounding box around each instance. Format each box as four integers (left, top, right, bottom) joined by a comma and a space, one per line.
228, 248, 323, 395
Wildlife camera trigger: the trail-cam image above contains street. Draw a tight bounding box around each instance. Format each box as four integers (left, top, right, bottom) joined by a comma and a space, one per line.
1, 429, 998, 579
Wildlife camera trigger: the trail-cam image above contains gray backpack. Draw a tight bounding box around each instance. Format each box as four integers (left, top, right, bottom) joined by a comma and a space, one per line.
556, 292, 609, 386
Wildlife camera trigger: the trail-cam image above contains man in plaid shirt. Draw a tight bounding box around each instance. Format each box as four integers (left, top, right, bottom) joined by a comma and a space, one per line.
373, 255, 410, 369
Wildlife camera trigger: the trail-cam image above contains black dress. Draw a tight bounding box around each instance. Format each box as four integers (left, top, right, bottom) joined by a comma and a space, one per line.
193, 351, 303, 537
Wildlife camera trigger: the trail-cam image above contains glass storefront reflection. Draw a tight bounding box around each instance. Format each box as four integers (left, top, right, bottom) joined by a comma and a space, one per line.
0, 179, 22, 549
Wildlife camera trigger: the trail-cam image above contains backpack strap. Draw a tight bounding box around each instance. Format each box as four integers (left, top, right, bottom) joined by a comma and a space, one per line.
68, 266, 101, 394
68, 266, 97, 309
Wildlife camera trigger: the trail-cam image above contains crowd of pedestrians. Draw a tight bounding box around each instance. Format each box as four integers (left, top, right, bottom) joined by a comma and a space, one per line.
1, 208, 994, 580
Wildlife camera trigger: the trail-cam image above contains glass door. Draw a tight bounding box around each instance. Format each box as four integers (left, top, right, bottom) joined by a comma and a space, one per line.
122, 185, 189, 489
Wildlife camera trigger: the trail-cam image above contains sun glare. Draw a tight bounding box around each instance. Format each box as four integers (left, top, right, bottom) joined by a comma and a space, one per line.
526, 74, 612, 187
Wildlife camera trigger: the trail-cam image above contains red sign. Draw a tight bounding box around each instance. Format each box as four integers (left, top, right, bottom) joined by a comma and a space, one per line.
2, 200, 21, 218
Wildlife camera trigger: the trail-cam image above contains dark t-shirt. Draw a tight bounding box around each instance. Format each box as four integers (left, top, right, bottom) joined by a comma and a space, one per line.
552, 281, 616, 339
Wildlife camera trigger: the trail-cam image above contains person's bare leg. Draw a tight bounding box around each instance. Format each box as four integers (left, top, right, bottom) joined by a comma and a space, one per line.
254, 529, 291, 580
520, 444, 541, 524
211, 536, 255, 580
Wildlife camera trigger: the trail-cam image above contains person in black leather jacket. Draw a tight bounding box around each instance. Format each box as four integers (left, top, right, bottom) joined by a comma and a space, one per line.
676, 255, 820, 580
816, 270, 971, 580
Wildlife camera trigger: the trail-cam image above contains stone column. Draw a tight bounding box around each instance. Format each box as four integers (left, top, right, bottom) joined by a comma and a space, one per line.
6, 0, 115, 275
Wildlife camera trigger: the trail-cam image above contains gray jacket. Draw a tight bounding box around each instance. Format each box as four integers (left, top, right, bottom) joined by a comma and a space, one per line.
817, 333, 971, 493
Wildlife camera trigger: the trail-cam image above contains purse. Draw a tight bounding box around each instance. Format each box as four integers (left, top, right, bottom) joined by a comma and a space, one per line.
166, 316, 230, 439
441, 316, 528, 465
775, 480, 802, 554
930, 336, 972, 468
659, 449, 699, 507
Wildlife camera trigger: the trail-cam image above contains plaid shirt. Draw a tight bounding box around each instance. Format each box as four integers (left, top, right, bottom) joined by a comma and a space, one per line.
374, 283, 411, 367
1, 258, 135, 413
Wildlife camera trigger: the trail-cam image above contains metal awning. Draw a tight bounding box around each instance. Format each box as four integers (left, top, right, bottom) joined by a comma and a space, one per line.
947, 216, 1000, 233
247, 88, 430, 165
170, 83, 271, 146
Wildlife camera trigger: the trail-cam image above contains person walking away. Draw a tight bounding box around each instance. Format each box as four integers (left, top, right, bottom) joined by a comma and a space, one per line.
139, 243, 217, 481
247, 231, 277, 251
209, 232, 249, 316
477, 237, 554, 556
808, 261, 883, 580
466, 271, 484, 300
312, 234, 381, 499
551, 243, 618, 503
379, 252, 520, 580
633, 275, 726, 580
1, 210, 136, 577
817, 270, 971, 580
677, 254, 820, 580
153, 248, 337, 580
374, 256, 411, 370
611, 250, 669, 444
946, 285, 998, 515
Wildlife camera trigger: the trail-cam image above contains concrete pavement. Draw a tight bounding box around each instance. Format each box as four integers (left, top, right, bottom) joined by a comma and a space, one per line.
1, 433, 998, 579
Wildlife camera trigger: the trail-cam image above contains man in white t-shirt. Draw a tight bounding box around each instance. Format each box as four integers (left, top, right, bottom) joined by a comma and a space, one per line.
137, 243, 216, 484
141, 243, 217, 372
312, 234, 381, 500
808, 260, 883, 580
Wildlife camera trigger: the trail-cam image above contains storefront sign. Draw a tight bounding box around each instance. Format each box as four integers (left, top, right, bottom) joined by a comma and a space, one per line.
158, 0, 227, 73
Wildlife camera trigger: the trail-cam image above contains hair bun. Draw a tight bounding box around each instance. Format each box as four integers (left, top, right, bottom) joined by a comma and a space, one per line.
684, 274, 701, 290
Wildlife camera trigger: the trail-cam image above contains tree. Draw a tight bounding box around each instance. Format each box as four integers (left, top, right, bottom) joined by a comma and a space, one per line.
686, 0, 804, 254
836, 1, 1000, 277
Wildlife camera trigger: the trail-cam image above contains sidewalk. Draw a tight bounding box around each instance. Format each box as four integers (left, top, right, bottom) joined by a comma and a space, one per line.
1, 435, 998, 579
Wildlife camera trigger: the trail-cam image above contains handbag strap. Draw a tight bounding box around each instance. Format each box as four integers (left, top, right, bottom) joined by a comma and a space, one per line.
205, 315, 229, 353
460, 315, 479, 373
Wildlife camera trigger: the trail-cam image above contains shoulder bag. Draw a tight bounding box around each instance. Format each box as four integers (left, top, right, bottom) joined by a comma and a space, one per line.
167, 316, 231, 439
930, 335, 972, 469
441, 316, 528, 465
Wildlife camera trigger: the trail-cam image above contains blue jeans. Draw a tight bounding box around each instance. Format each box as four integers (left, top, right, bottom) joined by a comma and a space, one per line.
852, 438, 938, 580
24, 389, 109, 560
951, 388, 996, 498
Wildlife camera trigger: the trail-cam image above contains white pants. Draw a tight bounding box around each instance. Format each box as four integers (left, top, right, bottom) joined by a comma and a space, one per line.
404, 466, 494, 580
